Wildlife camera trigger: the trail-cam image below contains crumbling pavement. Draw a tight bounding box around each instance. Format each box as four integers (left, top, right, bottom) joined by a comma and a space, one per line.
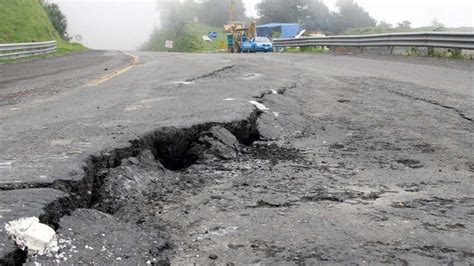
0, 52, 473, 265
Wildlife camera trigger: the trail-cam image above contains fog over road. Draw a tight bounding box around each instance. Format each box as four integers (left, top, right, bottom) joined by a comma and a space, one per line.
0, 52, 473, 264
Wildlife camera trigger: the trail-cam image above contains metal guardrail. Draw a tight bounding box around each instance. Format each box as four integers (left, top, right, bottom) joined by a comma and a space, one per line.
273, 32, 474, 50
0, 40, 57, 59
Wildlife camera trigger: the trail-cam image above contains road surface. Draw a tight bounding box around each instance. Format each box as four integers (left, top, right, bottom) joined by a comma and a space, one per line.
0, 51, 473, 264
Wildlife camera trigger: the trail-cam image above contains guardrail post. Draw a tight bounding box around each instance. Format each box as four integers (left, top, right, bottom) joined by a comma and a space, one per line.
427, 47, 435, 56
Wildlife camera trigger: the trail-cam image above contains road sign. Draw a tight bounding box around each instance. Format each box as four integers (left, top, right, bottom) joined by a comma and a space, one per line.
208, 32, 218, 40
165, 40, 174, 49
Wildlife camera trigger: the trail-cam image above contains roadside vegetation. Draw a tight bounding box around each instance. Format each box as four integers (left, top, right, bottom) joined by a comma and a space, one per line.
0, 0, 86, 62
40, 0, 71, 41
341, 20, 473, 59
142, 0, 380, 53
141, 0, 241, 53
141, 23, 226, 53
142, 0, 471, 59
343, 20, 474, 35
404, 47, 473, 60
258, 0, 376, 35
282, 47, 328, 54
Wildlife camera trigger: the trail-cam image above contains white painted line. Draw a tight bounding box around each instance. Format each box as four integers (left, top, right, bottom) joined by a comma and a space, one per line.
124, 105, 144, 112
139, 97, 174, 103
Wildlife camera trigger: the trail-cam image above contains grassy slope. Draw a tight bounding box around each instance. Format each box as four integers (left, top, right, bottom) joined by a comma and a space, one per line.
142, 23, 226, 52
190, 24, 226, 52
0, 0, 85, 57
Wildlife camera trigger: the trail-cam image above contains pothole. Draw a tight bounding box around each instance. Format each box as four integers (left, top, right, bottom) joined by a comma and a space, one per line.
242, 73, 264, 80
7, 110, 267, 264
3, 88, 309, 264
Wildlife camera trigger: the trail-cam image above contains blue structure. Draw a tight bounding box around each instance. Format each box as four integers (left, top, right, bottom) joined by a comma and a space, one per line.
256, 23, 301, 40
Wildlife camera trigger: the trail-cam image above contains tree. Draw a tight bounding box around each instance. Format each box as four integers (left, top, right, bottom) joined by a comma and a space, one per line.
335, 0, 376, 31
303, 0, 331, 31
258, 0, 305, 24
378, 21, 392, 28
431, 19, 445, 30
326, 12, 346, 34
257, 0, 330, 31
257, 0, 376, 34
397, 20, 412, 29
156, 0, 182, 28
40, 0, 70, 41
199, 0, 247, 26
157, 0, 247, 28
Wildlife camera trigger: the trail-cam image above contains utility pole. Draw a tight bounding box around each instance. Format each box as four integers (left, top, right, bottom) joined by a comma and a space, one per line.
229, 0, 236, 23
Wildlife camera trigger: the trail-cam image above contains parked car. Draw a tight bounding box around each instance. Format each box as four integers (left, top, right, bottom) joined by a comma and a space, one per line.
239, 34, 256, 53
255, 37, 273, 52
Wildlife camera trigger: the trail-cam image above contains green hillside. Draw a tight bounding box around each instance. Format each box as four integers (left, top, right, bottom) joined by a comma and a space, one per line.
142, 23, 226, 53
0, 0, 85, 55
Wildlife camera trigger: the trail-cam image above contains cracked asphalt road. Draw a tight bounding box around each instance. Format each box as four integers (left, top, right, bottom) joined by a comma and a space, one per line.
0, 51, 473, 264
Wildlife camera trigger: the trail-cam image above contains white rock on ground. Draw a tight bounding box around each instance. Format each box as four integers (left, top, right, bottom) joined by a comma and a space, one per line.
5, 217, 59, 255
249, 101, 270, 111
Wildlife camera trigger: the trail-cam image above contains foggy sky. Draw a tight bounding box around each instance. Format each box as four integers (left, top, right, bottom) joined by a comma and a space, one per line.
51, 0, 159, 51
52, 0, 473, 51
